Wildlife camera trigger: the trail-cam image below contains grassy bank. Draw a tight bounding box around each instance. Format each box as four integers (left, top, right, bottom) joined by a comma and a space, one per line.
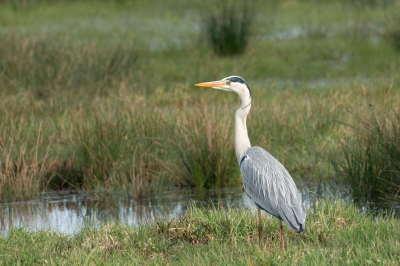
1, 199, 399, 265
0, 0, 400, 203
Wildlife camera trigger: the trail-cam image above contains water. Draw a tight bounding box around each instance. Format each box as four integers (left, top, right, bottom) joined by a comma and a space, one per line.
0, 187, 324, 235
0, 188, 251, 235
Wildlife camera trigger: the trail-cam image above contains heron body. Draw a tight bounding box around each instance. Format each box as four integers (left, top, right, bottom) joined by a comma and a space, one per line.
195, 76, 306, 247
241, 147, 306, 233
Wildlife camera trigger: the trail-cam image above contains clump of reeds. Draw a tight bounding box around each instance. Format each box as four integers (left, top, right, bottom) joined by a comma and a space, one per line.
0, 134, 54, 202
72, 108, 167, 198
165, 104, 238, 188
204, 1, 253, 56
351, 0, 394, 8
333, 108, 400, 207
383, 15, 400, 52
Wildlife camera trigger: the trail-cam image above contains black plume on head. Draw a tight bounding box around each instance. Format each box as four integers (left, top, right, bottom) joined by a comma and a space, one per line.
226, 76, 252, 97
226, 76, 247, 84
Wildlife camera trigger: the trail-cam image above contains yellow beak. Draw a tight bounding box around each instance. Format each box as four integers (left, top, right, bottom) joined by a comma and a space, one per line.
195, 81, 226, 88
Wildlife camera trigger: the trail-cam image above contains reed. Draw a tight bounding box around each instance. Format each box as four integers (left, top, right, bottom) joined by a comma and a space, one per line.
72, 108, 167, 197
166, 104, 238, 188
333, 106, 400, 207
384, 15, 400, 52
204, 1, 253, 56
352, 0, 395, 8
0, 130, 54, 202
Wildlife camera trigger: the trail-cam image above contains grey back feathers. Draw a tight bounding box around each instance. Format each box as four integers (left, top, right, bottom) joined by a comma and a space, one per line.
240, 147, 306, 233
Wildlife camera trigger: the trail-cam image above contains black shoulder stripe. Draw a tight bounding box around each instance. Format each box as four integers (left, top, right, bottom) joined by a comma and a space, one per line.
240, 155, 248, 166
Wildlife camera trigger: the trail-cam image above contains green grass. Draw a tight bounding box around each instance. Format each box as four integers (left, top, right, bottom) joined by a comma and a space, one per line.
205, 1, 253, 56
1, 199, 399, 265
333, 105, 400, 207
0, 0, 400, 204
384, 13, 400, 52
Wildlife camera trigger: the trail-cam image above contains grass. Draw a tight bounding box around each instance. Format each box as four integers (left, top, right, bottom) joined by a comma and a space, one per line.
204, 1, 253, 56
0, 0, 400, 205
0, 34, 141, 95
384, 14, 400, 52
334, 104, 400, 207
1, 199, 399, 265
352, 0, 395, 8
166, 104, 238, 187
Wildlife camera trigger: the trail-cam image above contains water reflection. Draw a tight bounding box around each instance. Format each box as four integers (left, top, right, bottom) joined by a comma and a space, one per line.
0, 185, 333, 235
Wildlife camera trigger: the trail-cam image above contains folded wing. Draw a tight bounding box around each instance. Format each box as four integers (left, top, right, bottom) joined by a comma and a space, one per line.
240, 146, 306, 233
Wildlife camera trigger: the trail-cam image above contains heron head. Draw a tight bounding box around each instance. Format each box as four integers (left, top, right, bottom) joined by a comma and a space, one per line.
195, 76, 251, 97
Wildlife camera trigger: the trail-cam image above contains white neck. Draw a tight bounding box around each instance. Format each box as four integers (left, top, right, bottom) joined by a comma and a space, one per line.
234, 89, 252, 164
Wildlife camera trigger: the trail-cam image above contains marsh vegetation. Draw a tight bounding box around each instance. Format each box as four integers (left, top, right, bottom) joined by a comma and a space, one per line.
204, 2, 253, 56
1, 199, 399, 265
0, 0, 399, 210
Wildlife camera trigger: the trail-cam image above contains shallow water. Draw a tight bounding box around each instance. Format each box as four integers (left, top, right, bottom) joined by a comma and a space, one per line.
0, 186, 324, 235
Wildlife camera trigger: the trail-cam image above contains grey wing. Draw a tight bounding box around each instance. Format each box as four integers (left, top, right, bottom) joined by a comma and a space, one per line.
240, 146, 306, 233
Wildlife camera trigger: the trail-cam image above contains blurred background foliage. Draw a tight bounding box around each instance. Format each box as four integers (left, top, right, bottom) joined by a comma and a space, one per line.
0, 0, 399, 209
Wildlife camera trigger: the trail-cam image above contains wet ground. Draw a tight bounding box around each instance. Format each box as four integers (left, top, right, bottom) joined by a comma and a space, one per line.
0, 186, 326, 235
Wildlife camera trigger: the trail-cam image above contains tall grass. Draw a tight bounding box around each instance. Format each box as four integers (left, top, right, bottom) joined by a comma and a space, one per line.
1, 0, 400, 204
204, 2, 253, 56
334, 106, 400, 207
166, 104, 238, 188
0, 131, 54, 201
352, 0, 395, 8
0, 34, 141, 95
73, 108, 167, 197
2, 75, 400, 202
383, 15, 400, 52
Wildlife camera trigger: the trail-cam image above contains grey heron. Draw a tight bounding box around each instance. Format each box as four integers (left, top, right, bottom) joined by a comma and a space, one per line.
195, 76, 306, 248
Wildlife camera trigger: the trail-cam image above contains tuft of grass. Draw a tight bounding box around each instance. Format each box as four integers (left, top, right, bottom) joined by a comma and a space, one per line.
351, 0, 395, 8
204, 1, 253, 56
166, 104, 238, 188
71, 107, 168, 198
383, 15, 400, 52
0, 129, 55, 202
334, 107, 400, 208
1, 199, 400, 265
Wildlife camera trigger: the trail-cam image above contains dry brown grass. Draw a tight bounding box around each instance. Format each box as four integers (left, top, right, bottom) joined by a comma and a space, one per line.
0, 130, 55, 201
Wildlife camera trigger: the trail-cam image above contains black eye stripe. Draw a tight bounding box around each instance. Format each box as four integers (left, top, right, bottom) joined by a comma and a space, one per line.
226, 76, 252, 97
226, 77, 246, 84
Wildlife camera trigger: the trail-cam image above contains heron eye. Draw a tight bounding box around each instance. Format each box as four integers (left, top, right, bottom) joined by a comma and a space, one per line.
227, 81, 231, 85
